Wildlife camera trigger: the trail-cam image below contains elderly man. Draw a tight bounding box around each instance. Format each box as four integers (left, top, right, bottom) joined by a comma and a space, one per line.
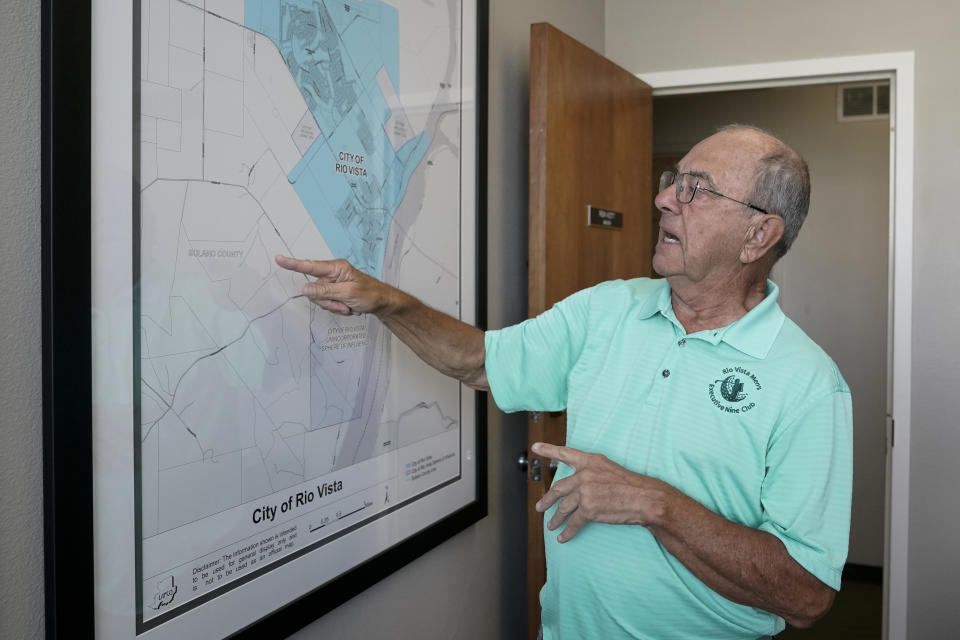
276, 125, 852, 639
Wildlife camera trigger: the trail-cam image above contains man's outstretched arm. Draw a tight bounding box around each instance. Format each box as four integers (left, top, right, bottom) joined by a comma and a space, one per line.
275, 255, 488, 390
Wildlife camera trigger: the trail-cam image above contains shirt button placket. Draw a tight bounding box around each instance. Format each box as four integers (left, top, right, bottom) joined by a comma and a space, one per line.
662, 337, 686, 381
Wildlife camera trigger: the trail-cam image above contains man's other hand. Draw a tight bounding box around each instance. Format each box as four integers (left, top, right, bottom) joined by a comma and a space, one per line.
532, 442, 672, 543
275, 255, 390, 316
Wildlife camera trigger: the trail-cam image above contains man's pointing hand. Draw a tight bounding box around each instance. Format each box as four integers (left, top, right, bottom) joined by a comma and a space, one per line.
275, 255, 389, 316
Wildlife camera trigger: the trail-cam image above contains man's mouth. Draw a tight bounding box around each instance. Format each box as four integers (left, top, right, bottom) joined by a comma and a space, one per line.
662, 230, 681, 245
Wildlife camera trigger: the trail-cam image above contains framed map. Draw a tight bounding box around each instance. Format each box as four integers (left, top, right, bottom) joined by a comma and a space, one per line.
42, 0, 488, 637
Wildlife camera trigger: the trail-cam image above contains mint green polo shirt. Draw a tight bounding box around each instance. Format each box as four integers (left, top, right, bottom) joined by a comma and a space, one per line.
485, 278, 852, 640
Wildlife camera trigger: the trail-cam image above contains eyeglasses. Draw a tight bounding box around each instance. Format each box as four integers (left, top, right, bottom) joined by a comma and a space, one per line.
659, 170, 768, 214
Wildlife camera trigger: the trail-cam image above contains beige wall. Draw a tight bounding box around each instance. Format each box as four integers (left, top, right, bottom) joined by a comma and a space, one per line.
0, 2, 604, 640
0, 0, 44, 638
607, 0, 960, 635
653, 85, 890, 567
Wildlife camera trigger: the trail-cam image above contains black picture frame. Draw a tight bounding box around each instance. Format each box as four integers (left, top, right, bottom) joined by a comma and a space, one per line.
42, 1, 488, 637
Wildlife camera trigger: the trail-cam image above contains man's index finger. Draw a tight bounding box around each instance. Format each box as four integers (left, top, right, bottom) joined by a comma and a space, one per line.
532, 442, 581, 470
275, 255, 337, 279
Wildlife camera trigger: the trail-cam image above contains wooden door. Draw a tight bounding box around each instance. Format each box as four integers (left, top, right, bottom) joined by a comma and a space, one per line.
525, 23, 652, 639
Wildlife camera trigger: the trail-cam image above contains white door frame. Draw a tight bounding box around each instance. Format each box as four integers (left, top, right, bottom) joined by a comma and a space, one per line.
638, 52, 914, 640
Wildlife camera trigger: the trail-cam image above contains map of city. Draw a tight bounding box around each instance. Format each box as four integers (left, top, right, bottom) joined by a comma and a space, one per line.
137, 0, 467, 622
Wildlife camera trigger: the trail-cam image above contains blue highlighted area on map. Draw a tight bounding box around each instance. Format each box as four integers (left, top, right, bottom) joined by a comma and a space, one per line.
245, 0, 428, 277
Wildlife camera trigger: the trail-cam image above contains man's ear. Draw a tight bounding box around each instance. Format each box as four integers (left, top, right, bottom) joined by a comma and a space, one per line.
740, 214, 785, 264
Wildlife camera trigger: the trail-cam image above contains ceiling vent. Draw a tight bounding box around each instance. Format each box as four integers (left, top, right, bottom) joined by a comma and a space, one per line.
837, 82, 890, 121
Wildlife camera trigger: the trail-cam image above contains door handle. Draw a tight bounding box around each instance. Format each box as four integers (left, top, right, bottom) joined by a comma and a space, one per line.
517, 452, 544, 481
530, 458, 542, 482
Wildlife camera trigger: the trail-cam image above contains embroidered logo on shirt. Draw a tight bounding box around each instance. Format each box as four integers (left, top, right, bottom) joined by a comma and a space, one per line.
708, 366, 762, 414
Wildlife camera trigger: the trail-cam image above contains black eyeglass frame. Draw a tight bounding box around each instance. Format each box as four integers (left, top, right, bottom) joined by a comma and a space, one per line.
659, 170, 769, 214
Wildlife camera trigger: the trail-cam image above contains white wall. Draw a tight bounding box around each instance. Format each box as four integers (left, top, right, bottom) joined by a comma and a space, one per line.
653, 84, 890, 567
0, 1, 603, 639
0, 0, 45, 638
607, 1, 960, 635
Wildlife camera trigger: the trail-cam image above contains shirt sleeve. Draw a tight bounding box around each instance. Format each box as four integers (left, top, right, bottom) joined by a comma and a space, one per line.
483, 286, 594, 413
757, 389, 853, 590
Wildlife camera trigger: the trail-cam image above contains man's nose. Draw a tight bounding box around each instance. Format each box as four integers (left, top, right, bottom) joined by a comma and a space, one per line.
654, 186, 679, 216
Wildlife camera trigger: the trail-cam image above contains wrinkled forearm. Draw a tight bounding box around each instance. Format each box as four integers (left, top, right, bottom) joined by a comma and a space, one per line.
642, 482, 835, 628
376, 285, 488, 390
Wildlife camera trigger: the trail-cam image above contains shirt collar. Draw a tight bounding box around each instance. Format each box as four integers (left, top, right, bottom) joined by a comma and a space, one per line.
636, 279, 785, 359
719, 280, 785, 359
635, 279, 673, 320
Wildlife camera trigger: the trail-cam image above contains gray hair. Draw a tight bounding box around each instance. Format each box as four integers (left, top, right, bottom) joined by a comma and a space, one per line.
718, 124, 810, 261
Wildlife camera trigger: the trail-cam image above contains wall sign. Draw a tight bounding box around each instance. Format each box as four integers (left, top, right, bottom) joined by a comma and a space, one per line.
587, 205, 624, 229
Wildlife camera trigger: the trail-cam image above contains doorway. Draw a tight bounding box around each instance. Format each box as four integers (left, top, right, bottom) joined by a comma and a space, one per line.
638, 52, 914, 640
